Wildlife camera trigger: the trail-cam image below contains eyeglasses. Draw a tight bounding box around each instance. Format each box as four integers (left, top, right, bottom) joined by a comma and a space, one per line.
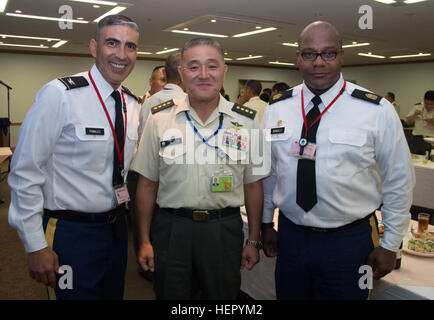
300, 51, 341, 61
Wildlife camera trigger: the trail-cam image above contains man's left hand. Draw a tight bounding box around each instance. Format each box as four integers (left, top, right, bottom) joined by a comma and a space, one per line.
241, 245, 260, 270
367, 246, 397, 280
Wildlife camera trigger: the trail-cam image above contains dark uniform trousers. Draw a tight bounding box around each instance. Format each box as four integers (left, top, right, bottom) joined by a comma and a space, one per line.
275, 213, 380, 300
151, 208, 244, 300
42, 212, 128, 300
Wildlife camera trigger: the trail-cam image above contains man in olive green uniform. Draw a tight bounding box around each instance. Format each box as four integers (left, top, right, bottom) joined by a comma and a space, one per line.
131, 38, 268, 299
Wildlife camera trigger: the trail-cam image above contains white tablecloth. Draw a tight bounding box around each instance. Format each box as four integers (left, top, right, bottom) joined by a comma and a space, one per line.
412, 157, 434, 209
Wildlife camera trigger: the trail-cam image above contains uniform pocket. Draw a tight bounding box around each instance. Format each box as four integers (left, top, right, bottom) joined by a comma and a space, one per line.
326, 129, 368, 177
73, 124, 110, 172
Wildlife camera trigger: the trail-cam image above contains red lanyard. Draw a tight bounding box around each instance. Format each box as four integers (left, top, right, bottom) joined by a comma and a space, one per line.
301, 79, 346, 137
88, 70, 127, 168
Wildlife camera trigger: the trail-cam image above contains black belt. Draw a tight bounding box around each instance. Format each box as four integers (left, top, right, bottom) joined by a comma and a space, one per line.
282, 212, 374, 233
44, 207, 125, 224
160, 207, 240, 222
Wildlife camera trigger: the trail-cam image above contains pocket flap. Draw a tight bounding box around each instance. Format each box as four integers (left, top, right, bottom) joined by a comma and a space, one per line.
328, 129, 366, 146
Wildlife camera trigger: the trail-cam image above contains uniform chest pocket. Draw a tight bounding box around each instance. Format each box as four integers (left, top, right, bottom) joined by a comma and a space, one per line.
325, 129, 368, 177
73, 124, 110, 173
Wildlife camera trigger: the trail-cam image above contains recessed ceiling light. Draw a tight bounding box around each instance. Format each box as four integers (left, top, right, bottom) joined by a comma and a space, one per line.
93, 6, 126, 22
52, 40, 68, 48
210, 19, 217, 23
171, 30, 228, 38
76, 17, 84, 20
137, 51, 152, 55
69, 0, 118, 5
93, 5, 100, 8
269, 61, 295, 66
0, 0, 8, 13
15, 9, 22, 13
0, 43, 49, 48
255, 26, 262, 29
342, 42, 370, 48
224, 58, 233, 61
183, 27, 189, 31
358, 52, 386, 59
233, 27, 277, 38
282, 42, 298, 47
373, 0, 396, 4
390, 52, 431, 58
156, 48, 179, 54
6, 12, 89, 24
0, 34, 61, 41
236, 55, 263, 61
403, 0, 427, 3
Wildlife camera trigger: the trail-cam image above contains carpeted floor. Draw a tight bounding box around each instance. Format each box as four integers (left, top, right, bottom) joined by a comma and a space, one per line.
0, 168, 155, 300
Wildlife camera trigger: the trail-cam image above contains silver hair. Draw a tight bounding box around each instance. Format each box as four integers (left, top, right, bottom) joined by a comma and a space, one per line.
95, 15, 139, 41
181, 37, 225, 60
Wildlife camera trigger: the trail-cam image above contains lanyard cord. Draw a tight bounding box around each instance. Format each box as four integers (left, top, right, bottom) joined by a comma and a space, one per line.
184, 111, 223, 149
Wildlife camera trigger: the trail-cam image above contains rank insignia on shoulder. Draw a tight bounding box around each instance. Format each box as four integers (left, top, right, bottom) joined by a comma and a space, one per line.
122, 86, 139, 102
351, 89, 382, 105
151, 99, 175, 114
231, 103, 256, 120
269, 89, 293, 105
58, 76, 89, 90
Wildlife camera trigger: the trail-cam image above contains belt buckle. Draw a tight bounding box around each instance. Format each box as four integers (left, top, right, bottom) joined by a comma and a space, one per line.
107, 214, 117, 224
193, 210, 210, 222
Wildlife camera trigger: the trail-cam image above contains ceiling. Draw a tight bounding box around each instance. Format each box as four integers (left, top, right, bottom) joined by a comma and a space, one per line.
0, 0, 433, 68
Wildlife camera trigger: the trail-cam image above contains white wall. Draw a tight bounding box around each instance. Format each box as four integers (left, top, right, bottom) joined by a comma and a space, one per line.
1, 51, 433, 146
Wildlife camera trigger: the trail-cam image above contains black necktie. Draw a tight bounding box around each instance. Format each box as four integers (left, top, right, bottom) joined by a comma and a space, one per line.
111, 90, 124, 187
296, 95, 322, 212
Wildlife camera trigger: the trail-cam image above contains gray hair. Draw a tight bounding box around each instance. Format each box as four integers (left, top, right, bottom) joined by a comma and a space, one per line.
95, 15, 139, 41
165, 53, 182, 83
181, 37, 225, 60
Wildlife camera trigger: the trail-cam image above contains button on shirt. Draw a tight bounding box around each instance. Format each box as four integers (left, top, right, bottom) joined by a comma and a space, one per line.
131, 95, 269, 209
8, 65, 140, 252
138, 83, 186, 141
262, 74, 415, 252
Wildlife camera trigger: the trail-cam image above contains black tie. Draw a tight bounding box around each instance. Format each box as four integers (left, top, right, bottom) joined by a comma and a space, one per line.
296, 95, 322, 212
111, 90, 124, 187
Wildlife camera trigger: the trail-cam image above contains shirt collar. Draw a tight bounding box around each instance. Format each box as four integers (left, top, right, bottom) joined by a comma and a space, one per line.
90, 64, 121, 102
302, 73, 344, 113
163, 83, 184, 93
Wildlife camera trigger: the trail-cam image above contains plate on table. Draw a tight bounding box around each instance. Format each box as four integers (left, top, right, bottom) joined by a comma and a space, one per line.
403, 225, 434, 258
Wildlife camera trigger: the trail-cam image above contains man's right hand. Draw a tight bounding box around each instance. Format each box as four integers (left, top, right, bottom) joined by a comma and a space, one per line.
27, 247, 59, 288
137, 242, 155, 272
261, 228, 278, 257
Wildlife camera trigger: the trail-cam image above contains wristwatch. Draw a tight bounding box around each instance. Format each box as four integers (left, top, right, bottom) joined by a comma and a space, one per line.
245, 239, 262, 250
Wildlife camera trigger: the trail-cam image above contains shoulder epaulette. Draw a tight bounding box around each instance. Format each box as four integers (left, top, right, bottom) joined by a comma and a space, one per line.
151, 99, 175, 114
351, 89, 382, 105
121, 86, 139, 102
231, 103, 256, 120
58, 76, 89, 90
269, 89, 293, 105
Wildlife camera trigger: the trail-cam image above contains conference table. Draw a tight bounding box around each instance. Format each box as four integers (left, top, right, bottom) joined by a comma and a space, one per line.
240, 208, 434, 300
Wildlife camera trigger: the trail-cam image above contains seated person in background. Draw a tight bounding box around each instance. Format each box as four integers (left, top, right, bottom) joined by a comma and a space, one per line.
406, 90, 434, 137
385, 92, 400, 117
271, 82, 290, 98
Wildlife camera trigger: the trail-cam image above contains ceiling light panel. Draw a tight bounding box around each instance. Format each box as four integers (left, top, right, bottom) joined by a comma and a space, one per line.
93, 6, 126, 22
69, 0, 118, 5
390, 53, 431, 58
358, 52, 386, 59
6, 13, 89, 23
166, 15, 278, 39
0, 34, 61, 41
171, 30, 228, 38
236, 55, 263, 61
